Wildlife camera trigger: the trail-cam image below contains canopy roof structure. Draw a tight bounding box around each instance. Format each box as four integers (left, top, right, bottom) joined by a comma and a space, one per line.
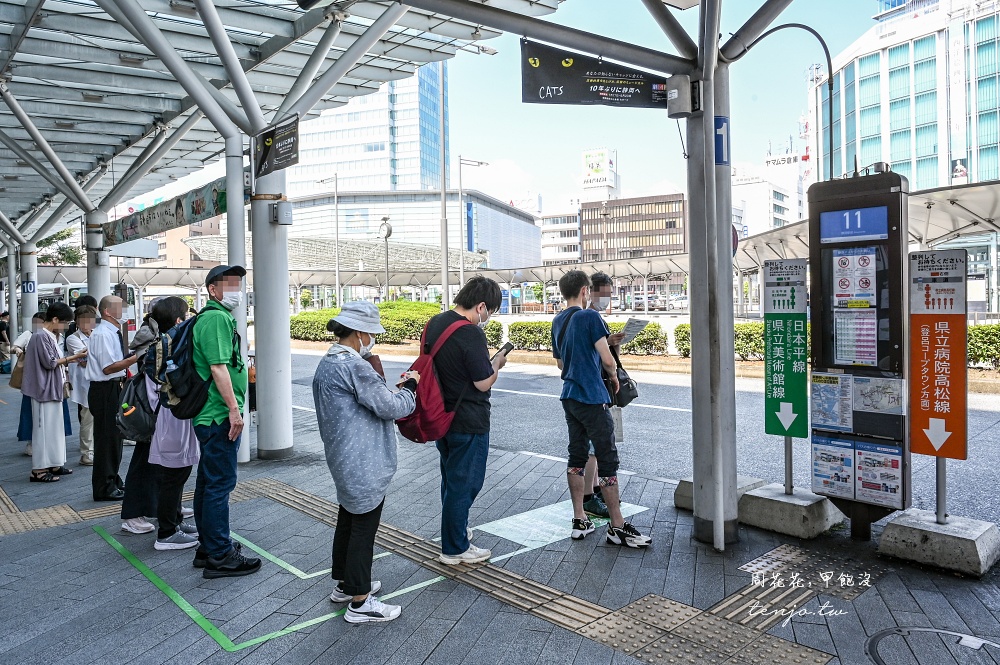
184, 234, 488, 273
0, 0, 561, 238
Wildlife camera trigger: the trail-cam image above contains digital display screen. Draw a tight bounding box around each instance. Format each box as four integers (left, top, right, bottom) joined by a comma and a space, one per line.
819, 206, 889, 244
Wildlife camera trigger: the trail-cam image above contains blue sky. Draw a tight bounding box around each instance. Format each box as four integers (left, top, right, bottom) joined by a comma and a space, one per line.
449, 0, 879, 214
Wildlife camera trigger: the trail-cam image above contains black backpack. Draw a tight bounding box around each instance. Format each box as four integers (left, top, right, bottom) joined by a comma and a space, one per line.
117, 373, 159, 441
146, 313, 212, 420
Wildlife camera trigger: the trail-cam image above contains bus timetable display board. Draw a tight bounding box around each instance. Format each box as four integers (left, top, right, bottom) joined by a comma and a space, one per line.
808, 172, 911, 533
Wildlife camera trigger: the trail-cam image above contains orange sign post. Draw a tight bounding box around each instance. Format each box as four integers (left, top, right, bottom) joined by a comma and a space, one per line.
908, 250, 967, 460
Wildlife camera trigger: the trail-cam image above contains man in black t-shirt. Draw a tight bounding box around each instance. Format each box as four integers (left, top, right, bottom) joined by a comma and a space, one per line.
425, 276, 506, 565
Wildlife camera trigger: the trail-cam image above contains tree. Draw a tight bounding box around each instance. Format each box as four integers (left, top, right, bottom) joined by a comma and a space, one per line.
36, 228, 84, 265
300, 288, 313, 309
531, 283, 545, 302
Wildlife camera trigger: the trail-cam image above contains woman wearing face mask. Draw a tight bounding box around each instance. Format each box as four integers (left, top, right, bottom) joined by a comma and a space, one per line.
22, 303, 87, 482
312, 301, 419, 623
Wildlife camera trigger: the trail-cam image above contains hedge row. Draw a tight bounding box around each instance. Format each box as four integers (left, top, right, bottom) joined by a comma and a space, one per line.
289, 301, 440, 344
507, 320, 670, 355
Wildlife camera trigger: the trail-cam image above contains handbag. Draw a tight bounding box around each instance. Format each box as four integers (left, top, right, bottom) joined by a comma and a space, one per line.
63, 380, 72, 400
605, 346, 639, 408
9, 357, 23, 390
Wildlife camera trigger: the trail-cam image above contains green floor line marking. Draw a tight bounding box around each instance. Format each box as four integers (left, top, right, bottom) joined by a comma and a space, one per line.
96, 526, 455, 652
231, 533, 331, 579
93, 526, 239, 652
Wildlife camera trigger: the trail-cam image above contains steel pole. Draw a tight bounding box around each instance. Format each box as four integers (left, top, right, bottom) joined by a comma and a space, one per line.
19, 242, 37, 333
458, 155, 465, 288
334, 173, 341, 306
85, 209, 111, 302
936, 458, 947, 524
277, 17, 343, 116
250, 169, 294, 459
785, 435, 793, 495
385, 237, 390, 301
4, 240, 16, 340
712, 62, 738, 546
28, 165, 107, 242
439, 61, 450, 309
225, 134, 251, 464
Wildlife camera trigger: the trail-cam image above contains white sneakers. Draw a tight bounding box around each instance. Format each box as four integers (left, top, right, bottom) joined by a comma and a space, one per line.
344, 595, 401, 623
121, 517, 155, 534
154, 530, 200, 551
439, 543, 491, 565
181, 506, 194, 519
330, 580, 382, 603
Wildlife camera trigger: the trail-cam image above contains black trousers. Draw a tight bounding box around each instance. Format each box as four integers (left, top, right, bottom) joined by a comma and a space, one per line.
155, 465, 192, 539
563, 399, 620, 479
331, 499, 384, 597
120, 438, 159, 520
90, 379, 124, 499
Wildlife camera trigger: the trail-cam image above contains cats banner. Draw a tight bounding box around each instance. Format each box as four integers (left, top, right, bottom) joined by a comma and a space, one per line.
520, 40, 669, 109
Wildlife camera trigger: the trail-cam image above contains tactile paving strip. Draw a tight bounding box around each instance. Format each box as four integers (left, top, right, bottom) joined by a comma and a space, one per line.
671, 613, 761, 654
738, 543, 887, 602
0, 485, 17, 515
734, 634, 833, 665
78, 489, 199, 521
0, 503, 81, 535
631, 634, 729, 665
578, 612, 667, 655
620, 593, 703, 631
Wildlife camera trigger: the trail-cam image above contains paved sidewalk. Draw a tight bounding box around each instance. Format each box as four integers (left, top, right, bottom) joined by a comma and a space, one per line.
3, 380, 1000, 664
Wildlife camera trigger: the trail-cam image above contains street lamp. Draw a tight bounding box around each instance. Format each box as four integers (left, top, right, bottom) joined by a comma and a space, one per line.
457, 155, 488, 287
317, 173, 340, 307
378, 216, 392, 301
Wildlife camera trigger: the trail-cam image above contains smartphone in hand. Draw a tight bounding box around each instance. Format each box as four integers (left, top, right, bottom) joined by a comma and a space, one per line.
491, 342, 514, 362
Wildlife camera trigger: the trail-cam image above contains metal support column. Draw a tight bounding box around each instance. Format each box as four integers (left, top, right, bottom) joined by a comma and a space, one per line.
458, 154, 465, 288
225, 134, 251, 464
708, 61, 739, 546
85, 209, 111, 302
19, 242, 37, 333
28, 165, 107, 242
5, 241, 16, 339
439, 61, 450, 308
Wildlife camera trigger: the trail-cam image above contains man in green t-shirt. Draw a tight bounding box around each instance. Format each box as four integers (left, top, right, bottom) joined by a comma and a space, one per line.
191, 264, 260, 579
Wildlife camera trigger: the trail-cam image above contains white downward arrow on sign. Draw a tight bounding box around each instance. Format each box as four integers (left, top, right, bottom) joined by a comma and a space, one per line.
924, 418, 952, 451
776, 402, 798, 430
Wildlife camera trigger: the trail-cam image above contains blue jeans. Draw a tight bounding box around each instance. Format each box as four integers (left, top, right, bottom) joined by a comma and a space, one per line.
193, 420, 239, 558
436, 431, 489, 556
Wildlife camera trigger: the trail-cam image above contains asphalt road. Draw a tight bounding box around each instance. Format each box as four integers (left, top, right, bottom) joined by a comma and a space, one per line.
290, 351, 1000, 526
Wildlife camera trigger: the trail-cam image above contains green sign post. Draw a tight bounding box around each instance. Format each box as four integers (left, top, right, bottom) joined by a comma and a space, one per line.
764, 259, 809, 439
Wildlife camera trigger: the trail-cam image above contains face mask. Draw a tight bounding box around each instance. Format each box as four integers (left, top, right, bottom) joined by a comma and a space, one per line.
220, 291, 243, 311
477, 308, 489, 329
597, 297, 611, 310
360, 332, 376, 355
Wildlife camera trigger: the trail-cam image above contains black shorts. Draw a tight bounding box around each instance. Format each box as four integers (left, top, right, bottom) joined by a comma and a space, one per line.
562, 399, 619, 478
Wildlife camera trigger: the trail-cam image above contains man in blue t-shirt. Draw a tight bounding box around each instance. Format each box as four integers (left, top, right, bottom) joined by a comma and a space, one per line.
551, 270, 651, 549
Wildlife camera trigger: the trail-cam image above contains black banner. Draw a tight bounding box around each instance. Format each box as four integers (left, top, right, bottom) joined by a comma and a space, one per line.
254, 115, 300, 178
520, 40, 668, 109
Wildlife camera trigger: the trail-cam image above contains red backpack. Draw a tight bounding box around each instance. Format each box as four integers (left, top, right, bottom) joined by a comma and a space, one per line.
396, 318, 472, 443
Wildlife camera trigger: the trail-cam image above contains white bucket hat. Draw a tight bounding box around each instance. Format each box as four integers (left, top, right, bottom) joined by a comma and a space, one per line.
331, 301, 385, 334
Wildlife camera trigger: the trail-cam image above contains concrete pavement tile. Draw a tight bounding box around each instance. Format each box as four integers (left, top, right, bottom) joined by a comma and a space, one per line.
429, 582, 480, 621
911, 588, 973, 633
571, 636, 617, 665
789, 620, 837, 656
891, 611, 935, 628
692, 562, 726, 609
218, 597, 290, 640
535, 628, 585, 664
424, 595, 502, 665
938, 586, 1000, 637
662, 551, 696, 606
877, 573, 923, 613
904, 630, 961, 665
497, 628, 552, 665
824, 601, 871, 665
628, 566, 666, 603
598, 554, 641, 609
852, 588, 897, 636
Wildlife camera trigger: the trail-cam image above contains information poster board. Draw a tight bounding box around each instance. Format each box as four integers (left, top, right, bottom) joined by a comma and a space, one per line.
811, 372, 853, 431
812, 435, 855, 499
855, 441, 904, 509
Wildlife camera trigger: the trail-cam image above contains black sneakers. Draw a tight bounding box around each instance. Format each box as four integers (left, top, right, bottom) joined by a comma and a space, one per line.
202, 544, 262, 578
193, 540, 242, 569
571, 518, 596, 540
606, 522, 652, 548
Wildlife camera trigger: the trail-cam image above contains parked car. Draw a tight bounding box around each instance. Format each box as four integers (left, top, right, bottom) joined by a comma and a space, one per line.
669, 296, 689, 310
610, 296, 622, 311
631, 294, 662, 311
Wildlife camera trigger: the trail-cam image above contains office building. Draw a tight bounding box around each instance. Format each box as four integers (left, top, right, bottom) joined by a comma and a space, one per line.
286, 61, 449, 196
580, 148, 621, 203
579, 194, 686, 262
732, 167, 796, 236
808, 0, 1000, 188
540, 213, 581, 265
290, 189, 540, 269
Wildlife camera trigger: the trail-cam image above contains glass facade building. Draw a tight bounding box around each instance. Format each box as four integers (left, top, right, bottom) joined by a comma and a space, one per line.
289, 190, 540, 269
810, 1, 1000, 189
287, 61, 449, 196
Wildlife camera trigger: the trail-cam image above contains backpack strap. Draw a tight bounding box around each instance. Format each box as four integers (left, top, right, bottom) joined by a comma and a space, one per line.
426, 318, 472, 357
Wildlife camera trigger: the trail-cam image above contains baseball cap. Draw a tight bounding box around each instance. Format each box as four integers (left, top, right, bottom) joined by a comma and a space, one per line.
205, 264, 247, 287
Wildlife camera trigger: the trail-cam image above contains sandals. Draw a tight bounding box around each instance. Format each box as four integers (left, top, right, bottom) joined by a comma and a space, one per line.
29, 471, 60, 482
49, 466, 73, 475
